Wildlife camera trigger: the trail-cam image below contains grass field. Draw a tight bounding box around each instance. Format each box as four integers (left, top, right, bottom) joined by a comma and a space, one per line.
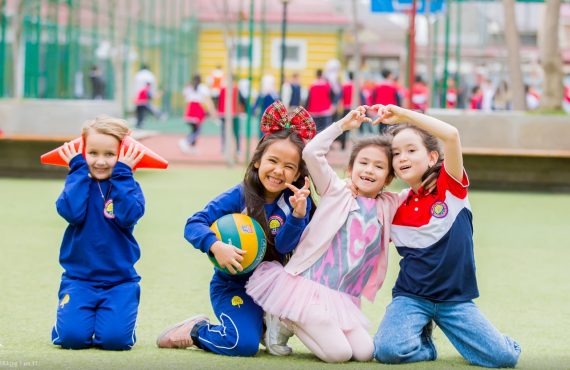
1, 167, 569, 369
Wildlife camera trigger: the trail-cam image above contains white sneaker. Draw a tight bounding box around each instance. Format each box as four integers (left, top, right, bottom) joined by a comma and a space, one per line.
263, 313, 293, 356
178, 139, 191, 154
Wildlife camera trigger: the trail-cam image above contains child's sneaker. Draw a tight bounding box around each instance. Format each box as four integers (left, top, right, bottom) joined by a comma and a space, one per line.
178, 139, 191, 154
156, 314, 209, 349
263, 313, 293, 356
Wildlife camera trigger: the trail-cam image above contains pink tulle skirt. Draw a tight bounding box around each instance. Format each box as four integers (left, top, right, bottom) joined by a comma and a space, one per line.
246, 261, 369, 330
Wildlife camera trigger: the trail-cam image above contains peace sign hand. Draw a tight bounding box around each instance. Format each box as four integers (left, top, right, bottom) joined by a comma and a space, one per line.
286, 176, 311, 218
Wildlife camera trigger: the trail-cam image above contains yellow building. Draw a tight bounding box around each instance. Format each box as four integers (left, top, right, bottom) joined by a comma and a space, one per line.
195, 0, 349, 91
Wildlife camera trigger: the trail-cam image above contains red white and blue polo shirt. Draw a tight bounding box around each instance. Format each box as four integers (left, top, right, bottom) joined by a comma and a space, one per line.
391, 163, 479, 302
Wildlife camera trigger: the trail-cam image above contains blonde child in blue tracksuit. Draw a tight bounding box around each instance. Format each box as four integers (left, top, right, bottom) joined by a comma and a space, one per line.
51, 116, 145, 350
157, 101, 315, 356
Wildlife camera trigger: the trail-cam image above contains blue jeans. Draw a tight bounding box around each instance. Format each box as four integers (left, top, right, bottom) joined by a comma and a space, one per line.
374, 296, 521, 368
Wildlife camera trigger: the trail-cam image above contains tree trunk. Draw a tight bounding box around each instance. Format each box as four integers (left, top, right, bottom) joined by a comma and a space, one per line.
11, 0, 25, 99
425, 0, 434, 109
351, 0, 361, 109
221, 0, 236, 166
502, 0, 526, 110
539, 0, 563, 111
111, 57, 125, 117
111, 0, 132, 116
110, 0, 123, 114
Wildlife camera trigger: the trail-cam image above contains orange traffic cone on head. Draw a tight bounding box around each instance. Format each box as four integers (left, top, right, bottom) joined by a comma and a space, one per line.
40, 137, 84, 167
40, 136, 168, 170
122, 136, 168, 170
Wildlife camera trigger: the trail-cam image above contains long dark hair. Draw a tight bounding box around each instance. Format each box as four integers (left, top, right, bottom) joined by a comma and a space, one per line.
389, 124, 443, 184
243, 130, 309, 262
191, 74, 201, 90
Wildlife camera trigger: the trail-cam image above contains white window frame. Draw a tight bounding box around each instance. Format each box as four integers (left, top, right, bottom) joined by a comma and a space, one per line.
270, 38, 307, 70
232, 37, 261, 68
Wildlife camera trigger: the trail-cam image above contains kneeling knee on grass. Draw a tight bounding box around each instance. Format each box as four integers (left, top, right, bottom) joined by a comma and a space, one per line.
55, 326, 134, 351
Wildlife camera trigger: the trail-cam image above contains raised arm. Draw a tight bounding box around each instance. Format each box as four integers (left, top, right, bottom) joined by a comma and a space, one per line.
303, 107, 371, 195
56, 156, 90, 225
371, 104, 463, 182
301, 123, 339, 195
109, 163, 145, 228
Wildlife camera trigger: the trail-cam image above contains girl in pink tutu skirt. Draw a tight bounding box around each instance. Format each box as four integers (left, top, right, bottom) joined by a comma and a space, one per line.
246, 106, 407, 363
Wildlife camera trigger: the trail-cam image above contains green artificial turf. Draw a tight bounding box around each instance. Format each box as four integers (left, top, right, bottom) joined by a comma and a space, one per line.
1, 168, 569, 369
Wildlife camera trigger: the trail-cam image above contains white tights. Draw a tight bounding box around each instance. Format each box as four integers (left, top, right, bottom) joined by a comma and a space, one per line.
289, 305, 373, 363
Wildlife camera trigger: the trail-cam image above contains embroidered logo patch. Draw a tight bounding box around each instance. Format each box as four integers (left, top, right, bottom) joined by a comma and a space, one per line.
59, 294, 70, 309
430, 201, 448, 218
231, 296, 243, 308
268, 215, 284, 235
103, 199, 115, 219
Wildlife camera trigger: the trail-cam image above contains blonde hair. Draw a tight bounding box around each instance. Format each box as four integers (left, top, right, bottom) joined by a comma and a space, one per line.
82, 116, 130, 142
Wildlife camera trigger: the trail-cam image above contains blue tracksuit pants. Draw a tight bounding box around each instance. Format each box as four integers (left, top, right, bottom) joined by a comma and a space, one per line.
193, 271, 263, 356
51, 278, 140, 350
